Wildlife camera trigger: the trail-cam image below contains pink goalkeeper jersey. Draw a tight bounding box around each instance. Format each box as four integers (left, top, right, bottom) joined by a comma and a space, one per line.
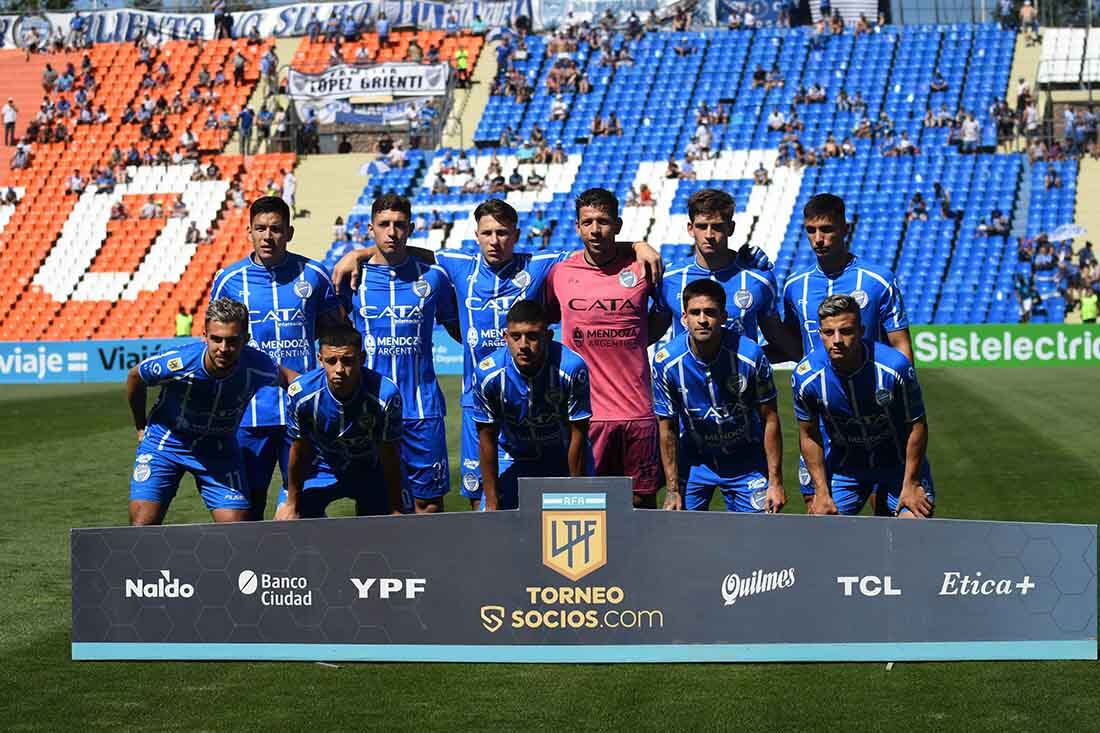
545, 251, 656, 422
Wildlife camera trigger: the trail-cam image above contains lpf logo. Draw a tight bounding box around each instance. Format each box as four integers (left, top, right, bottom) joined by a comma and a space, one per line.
541, 492, 607, 581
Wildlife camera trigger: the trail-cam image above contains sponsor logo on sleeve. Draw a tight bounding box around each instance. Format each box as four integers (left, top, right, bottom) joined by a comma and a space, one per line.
167, 358, 184, 372
795, 360, 811, 375
478, 356, 495, 370
287, 381, 302, 396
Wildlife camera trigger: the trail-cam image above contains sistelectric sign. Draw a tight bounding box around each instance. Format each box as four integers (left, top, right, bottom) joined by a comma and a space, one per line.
911, 324, 1100, 367
0, 337, 192, 384
71, 478, 1097, 663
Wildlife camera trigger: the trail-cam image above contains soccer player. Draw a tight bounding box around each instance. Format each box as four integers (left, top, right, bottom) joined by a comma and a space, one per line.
210, 196, 346, 520
792, 295, 934, 517
472, 300, 592, 510
781, 193, 913, 509
274, 325, 404, 519
545, 188, 671, 508
126, 298, 295, 526
658, 188, 800, 360
331, 198, 663, 509
345, 194, 460, 513
653, 280, 785, 513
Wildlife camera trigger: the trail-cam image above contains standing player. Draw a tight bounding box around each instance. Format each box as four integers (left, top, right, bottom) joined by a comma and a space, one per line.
211, 196, 346, 520
545, 188, 671, 508
792, 295, 934, 517
346, 194, 460, 513
658, 188, 799, 359
126, 298, 294, 525
274, 325, 404, 519
653, 280, 785, 512
472, 300, 592, 510
331, 198, 662, 509
781, 193, 913, 509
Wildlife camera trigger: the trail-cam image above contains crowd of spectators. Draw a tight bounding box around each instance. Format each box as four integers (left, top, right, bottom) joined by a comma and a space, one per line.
1013, 234, 1100, 323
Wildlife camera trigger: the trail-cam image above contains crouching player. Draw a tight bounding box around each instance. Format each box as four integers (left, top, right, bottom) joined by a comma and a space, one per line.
472, 300, 592, 510
126, 298, 295, 525
652, 279, 785, 512
792, 295, 934, 517
274, 325, 404, 519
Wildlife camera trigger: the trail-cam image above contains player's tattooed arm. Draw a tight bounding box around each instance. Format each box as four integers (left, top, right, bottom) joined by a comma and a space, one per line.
332, 246, 437, 294
379, 440, 404, 515
799, 419, 837, 515
887, 328, 914, 364
125, 365, 148, 442
567, 419, 589, 477
657, 417, 683, 510
897, 417, 932, 518
759, 399, 786, 513
275, 439, 312, 520
477, 422, 501, 511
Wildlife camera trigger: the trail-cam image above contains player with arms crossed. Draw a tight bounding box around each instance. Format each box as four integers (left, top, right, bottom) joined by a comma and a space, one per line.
545, 188, 671, 508
331, 199, 663, 509
658, 188, 799, 360
472, 300, 592, 510
345, 194, 460, 513
274, 325, 404, 519
781, 193, 914, 510
653, 280, 785, 512
126, 298, 295, 525
210, 196, 346, 520
792, 295, 934, 517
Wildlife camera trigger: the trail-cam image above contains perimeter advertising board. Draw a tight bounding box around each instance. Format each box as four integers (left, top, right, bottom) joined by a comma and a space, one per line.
72, 479, 1097, 662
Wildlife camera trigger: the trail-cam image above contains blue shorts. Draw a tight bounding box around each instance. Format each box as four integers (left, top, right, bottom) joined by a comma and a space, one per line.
129, 439, 250, 511
683, 463, 770, 513
482, 456, 565, 511
238, 425, 290, 515
275, 477, 393, 518
459, 408, 482, 500
829, 459, 936, 516
402, 418, 450, 502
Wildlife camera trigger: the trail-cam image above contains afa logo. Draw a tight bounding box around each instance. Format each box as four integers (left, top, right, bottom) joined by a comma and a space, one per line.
541, 492, 607, 582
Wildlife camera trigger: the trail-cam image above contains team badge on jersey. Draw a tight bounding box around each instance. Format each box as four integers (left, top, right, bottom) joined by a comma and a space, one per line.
293, 280, 313, 299
463, 473, 479, 493
287, 381, 302, 397
733, 289, 754, 310
619, 269, 637, 288
512, 270, 531, 289
357, 412, 375, 431
727, 375, 747, 394
478, 355, 495, 370
412, 279, 432, 298
248, 338, 260, 349
363, 334, 377, 355
545, 388, 562, 406
874, 388, 893, 406
167, 357, 183, 372
466, 326, 479, 347
851, 289, 869, 309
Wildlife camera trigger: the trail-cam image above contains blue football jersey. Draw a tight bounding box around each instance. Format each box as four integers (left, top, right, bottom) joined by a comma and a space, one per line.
436, 250, 566, 405
138, 341, 280, 450
471, 341, 592, 463
346, 257, 457, 420
652, 329, 777, 476
791, 342, 926, 473
659, 260, 778, 342
781, 256, 908, 355
210, 253, 341, 427
286, 367, 403, 484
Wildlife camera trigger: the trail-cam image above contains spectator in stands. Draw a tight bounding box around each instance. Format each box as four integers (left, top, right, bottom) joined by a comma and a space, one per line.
767, 107, 786, 131
139, 195, 162, 219
42, 64, 58, 93
1079, 241, 1097, 270
848, 91, 867, 115
107, 200, 128, 220
930, 70, 948, 93
94, 167, 115, 194
154, 118, 171, 141
822, 134, 841, 159
323, 14, 341, 43
407, 39, 424, 63
340, 15, 359, 44
590, 114, 606, 137
154, 146, 171, 165
807, 83, 826, 103
895, 132, 918, 156
170, 195, 189, 219
2, 99, 17, 147
332, 217, 347, 242
988, 209, 1010, 236
607, 112, 622, 137
1045, 167, 1062, 189
665, 156, 680, 179
431, 172, 449, 195
636, 184, 655, 206
550, 95, 568, 121
456, 47, 471, 88
957, 113, 980, 153
65, 169, 86, 196
238, 106, 254, 155
853, 13, 872, 38
231, 51, 247, 86
217, 108, 233, 129
550, 142, 567, 164
184, 221, 203, 245
754, 161, 771, 185
673, 36, 694, 57
306, 13, 322, 43
907, 193, 929, 221
1019, 1, 1039, 45
506, 168, 524, 192
53, 120, 69, 143
679, 158, 697, 180
387, 142, 407, 169
765, 63, 784, 90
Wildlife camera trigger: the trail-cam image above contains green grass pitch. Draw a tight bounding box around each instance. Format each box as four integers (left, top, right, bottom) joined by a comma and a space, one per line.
2, 368, 1098, 730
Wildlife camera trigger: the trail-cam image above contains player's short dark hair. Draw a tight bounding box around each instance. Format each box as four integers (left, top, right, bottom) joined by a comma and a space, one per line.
205, 297, 249, 332
817, 294, 862, 323
318, 324, 363, 352
687, 188, 735, 222
803, 193, 846, 223
474, 199, 518, 228
506, 299, 548, 326
682, 278, 727, 311
575, 187, 619, 219
249, 195, 290, 225
371, 193, 412, 219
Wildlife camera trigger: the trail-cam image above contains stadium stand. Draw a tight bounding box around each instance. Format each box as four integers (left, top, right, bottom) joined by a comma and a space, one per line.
326, 23, 1072, 326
